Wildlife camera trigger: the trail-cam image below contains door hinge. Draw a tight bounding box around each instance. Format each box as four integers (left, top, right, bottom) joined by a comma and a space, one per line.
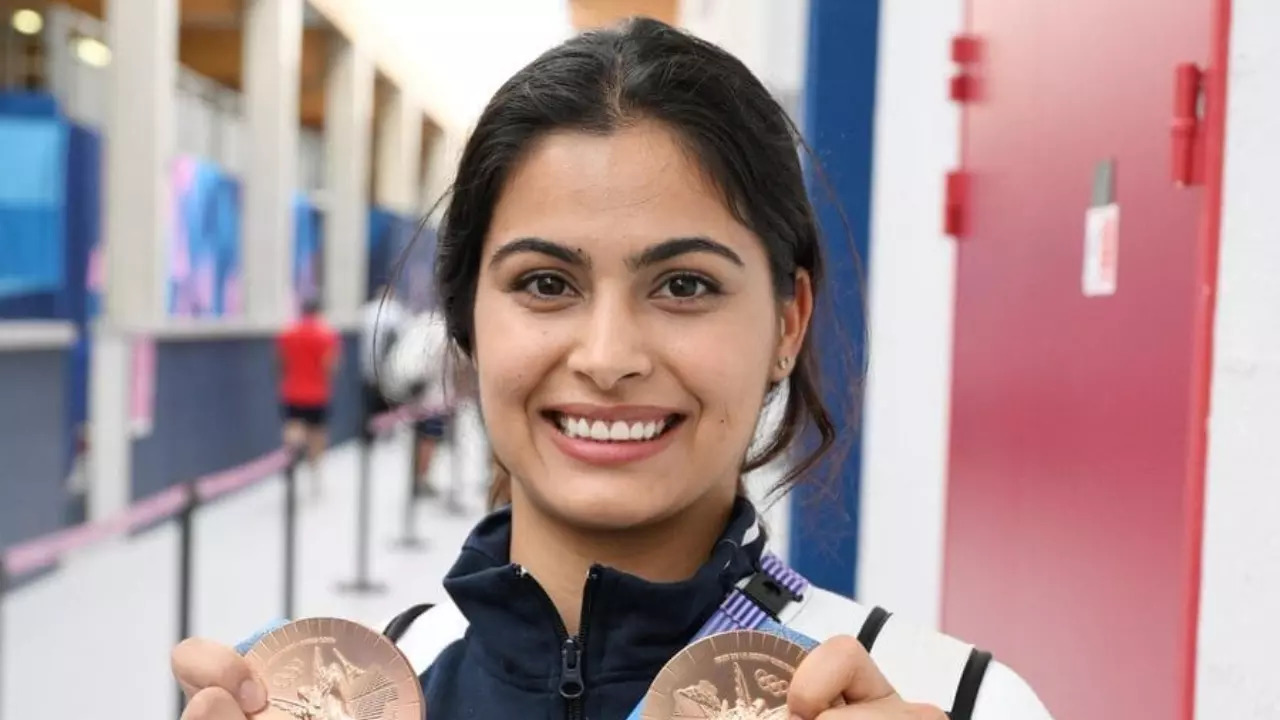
1171, 62, 1206, 188
944, 170, 970, 238
950, 34, 983, 103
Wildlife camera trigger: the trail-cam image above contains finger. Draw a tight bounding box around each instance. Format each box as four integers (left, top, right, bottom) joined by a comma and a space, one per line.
788, 635, 897, 719
180, 687, 250, 720
171, 637, 267, 713
817, 700, 949, 720
815, 699, 948, 720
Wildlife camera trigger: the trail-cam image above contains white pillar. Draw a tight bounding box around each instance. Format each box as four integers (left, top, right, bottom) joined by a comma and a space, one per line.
419, 126, 456, 220
89, 0, 178, 519
323, 40, 374, 318
375, 89, 422, 214
242, 0, 302, 323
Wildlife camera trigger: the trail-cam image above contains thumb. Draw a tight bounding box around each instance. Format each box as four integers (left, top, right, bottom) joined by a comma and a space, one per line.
172, 637, 268, 713
787, 635, 897, 718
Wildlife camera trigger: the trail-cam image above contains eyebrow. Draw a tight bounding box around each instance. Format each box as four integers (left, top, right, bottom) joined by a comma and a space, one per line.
488, 237, 589, 269
488, 235, 744, 271
630, 236, 744, 270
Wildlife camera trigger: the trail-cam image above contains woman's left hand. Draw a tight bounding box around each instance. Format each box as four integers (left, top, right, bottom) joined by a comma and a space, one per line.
787, 635, 946, 719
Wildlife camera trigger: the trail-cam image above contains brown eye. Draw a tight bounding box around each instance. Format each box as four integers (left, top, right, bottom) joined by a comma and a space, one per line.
519, 272, 572, 298
655, 273, 718, 300
667, 276, 701, 298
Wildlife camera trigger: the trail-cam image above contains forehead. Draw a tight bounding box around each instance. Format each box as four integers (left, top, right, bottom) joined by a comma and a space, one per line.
486, 122, 755, 255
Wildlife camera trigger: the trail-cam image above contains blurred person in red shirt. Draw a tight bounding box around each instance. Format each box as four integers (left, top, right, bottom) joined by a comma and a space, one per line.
277, 298, 341, 494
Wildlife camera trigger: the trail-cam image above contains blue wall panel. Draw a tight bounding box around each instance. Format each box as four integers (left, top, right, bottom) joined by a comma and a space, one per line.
0, 112, 68, 318
0, 349, 69, 548
0, 292, 58, 318
789, 0, 881, 598
130, 333, 362, 500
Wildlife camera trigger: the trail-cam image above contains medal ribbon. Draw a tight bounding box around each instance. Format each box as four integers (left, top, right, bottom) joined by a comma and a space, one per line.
624, 552, 821, 719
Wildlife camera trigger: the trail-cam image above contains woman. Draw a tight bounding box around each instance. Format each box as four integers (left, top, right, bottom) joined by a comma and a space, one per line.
172, 17, 1052, 720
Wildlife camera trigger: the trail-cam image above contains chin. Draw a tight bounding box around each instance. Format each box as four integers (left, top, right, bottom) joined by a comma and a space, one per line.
535, 476, 692, 532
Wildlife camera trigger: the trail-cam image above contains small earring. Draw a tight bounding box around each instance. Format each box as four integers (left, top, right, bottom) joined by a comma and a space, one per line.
777, 356, 791, 371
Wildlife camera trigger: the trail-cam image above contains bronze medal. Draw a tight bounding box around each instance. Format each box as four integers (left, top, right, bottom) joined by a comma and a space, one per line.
640, 629, 808, 719
242, 617, 424, 720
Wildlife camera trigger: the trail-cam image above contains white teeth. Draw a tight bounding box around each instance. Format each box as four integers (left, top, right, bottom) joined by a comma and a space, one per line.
555, 415, 673, 442
590, 420, 610, 440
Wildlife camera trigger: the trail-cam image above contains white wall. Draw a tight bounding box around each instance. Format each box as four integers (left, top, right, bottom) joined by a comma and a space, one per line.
344, 0, 571, 133
1195, 1, 1280, 716
856, 0, 964, 629
42, 5, 108, 129
678, 0, 809, 120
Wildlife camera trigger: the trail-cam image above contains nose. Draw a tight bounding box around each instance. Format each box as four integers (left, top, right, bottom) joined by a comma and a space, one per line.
565, 295, 653, 391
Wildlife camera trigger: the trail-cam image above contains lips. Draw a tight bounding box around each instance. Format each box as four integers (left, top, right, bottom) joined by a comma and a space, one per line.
541, 404, 686, 465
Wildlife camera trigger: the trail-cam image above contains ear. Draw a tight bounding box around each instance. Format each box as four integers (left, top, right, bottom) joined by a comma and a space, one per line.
773, 270, 813, 382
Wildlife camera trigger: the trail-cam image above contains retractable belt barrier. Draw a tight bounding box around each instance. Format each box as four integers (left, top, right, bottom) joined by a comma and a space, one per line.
340, 402, 455, 596
0, 403, 440, 720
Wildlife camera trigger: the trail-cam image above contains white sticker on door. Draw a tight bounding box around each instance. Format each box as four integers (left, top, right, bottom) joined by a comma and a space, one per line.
1082, 202, 1119, 297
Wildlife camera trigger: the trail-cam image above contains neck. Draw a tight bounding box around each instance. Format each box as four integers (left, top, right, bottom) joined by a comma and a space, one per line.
508, 486, 736, 635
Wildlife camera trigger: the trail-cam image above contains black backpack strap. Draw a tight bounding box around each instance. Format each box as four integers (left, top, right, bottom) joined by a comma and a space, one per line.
382, 603, 435, 643
856, 606, 892, 652
947, 647, 992, 720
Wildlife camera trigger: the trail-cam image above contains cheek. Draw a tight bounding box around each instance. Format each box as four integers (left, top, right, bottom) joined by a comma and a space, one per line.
663, 310, 775, 435
471, 287, 557, 415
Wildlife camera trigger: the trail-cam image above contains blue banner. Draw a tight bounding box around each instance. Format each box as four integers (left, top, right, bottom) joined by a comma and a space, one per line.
0, 115, 68, 310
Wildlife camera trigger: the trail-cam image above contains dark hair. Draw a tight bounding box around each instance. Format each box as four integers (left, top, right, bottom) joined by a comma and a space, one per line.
301, 298, 322, 316
433, 17, 843, 505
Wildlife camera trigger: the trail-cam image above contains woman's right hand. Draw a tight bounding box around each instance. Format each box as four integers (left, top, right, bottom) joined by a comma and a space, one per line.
172, 637, 269, 719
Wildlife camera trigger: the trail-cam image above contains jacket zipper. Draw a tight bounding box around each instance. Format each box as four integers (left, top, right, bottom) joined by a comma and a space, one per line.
516, 565, 600, 720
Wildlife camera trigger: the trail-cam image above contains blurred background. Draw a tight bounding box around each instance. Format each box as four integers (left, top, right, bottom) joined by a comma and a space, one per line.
0, 0, 1274, 719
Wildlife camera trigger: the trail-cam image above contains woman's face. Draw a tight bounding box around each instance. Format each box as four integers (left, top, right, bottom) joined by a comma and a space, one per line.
472, 120, 811, 530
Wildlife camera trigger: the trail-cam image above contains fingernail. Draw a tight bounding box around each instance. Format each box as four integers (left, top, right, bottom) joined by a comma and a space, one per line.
239, 679, 267, 711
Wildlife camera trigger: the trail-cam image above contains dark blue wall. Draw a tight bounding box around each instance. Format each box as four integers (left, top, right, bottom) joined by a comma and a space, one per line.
0, 348, 69, 548
64, 124, 101, 465
788, 0, 881, 598
130, 332, 362, 499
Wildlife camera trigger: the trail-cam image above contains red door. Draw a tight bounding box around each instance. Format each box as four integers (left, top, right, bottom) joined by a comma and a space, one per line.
942, 1, 1229, 719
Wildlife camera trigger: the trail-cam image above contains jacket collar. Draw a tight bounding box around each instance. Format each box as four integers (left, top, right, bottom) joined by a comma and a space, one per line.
441, 497, 768, 686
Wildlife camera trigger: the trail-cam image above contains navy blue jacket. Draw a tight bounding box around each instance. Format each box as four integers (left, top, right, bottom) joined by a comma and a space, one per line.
418, 498, 767, 719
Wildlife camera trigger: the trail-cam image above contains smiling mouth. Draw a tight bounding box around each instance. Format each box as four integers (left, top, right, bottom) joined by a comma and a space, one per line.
545, 412, 685, 443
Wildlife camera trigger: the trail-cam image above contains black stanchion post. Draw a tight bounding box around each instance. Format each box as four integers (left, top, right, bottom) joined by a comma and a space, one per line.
395, 426, 426, 550
442, 414, 463, 516
339, 435, 385, 593
283, 453, 299, 619
176, 484, 196, 718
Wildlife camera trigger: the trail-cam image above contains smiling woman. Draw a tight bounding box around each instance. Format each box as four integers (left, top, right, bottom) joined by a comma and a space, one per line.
470, 121, 814, 541
171, 16, 1051, 720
